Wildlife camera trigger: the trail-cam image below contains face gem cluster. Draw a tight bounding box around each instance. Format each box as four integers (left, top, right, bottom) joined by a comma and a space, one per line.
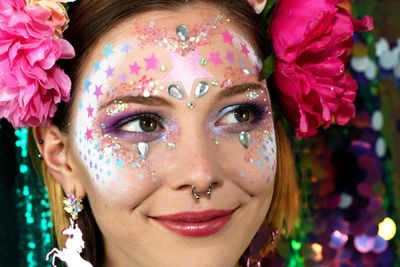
73, 13, 275, 195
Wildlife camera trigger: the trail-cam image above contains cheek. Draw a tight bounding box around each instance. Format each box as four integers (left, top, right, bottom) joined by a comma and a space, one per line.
216, 125, 277, 194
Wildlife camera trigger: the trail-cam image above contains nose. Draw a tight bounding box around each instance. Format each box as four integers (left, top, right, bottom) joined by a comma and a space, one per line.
164, 128, 223, 197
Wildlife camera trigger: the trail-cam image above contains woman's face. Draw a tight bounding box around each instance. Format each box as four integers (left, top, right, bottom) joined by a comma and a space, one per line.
70, 4, 277, 267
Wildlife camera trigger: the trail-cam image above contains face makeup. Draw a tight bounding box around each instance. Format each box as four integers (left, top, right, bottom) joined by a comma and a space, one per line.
70, 6, 276, 267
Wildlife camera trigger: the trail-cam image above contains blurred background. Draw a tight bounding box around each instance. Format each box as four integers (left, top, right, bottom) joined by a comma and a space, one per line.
0, 0, 399, 266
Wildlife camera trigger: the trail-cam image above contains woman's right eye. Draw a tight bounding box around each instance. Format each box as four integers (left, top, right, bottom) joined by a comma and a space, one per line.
118, 115, 162, 133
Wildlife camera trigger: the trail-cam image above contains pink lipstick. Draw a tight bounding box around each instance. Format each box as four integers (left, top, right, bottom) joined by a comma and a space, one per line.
151, 209, 235, 237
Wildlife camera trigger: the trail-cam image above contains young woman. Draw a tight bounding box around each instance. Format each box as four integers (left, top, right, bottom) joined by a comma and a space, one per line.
0, 0, 372, 266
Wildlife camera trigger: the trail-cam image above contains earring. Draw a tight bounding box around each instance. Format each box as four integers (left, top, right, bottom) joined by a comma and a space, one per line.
46, 192, 93, 267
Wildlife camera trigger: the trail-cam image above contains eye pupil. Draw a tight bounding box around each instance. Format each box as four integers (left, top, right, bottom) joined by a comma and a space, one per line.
234, 108, 250, 122
140, 118, 157, 132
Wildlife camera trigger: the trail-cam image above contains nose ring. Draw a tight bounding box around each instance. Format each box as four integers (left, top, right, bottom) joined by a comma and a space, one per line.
192, 184, 212, 200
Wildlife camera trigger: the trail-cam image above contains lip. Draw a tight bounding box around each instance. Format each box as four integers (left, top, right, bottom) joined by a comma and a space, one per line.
150, 209, 236, 237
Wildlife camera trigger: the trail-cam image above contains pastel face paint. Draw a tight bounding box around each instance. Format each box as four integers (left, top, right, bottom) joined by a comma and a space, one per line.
70, 7, 278, 267
73, 13, 273, 200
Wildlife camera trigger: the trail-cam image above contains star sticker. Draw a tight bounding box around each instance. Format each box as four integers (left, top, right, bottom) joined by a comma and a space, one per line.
93, 61, 101, 72
102, 44, 114, 58
241, 43, 250, 57
87, 105, 94, 118
226, 51, 235, 63
162, 50, 213, 97
129, 62, 141, 75
83, 77, 91, 92
121, 42, 132, 54
85, 128, 93, 141
94, 85, 103, 99
221, 30, 234, 45
144, 54, 159, 70
106, 66, 114, 78
209, 52, 223, 66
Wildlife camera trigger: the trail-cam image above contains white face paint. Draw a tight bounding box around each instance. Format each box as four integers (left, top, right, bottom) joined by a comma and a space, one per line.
70, 6, 276, 267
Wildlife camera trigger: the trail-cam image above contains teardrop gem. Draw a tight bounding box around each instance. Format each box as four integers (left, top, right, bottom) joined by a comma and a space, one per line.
195, 81, 209, 98
239, 131, 250, 149
168, 84, 185, 99
176, 24, 189, 42
137, 142, 149, 160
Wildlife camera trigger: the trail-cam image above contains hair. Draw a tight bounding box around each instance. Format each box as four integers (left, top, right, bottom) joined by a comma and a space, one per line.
28, 0, 299, 265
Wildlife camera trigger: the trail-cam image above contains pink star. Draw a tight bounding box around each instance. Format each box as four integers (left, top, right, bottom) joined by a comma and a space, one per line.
241, 43, 250, 57
221, 31, 234, 45
129, 62, 141, 75
209, 52, 223, 66
162, 50, 213, 97
106, 66, 114, 78
226, 51, 235, 63
94, 85, 102, 99
86, 105, 94, 118
85, 128, 93, 141
144, 54, 159, 70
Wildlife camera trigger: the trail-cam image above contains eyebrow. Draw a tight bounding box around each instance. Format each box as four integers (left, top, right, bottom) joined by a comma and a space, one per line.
213, 83, 263, 103
99, 82, 263, 110
100, 95, 173, 110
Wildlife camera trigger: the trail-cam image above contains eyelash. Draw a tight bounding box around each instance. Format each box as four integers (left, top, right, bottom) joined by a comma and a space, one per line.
103, 102, 268, 139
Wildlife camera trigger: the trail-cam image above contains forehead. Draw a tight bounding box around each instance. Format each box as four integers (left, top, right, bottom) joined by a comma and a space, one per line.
77, 6, 263, 108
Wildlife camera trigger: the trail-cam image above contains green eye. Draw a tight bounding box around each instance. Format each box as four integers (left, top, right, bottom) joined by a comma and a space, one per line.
234, 107, 251, 123
139, 117, 158, 132
120, 116, 160, 133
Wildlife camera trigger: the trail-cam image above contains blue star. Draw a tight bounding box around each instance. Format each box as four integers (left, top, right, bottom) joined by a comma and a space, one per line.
78, 100, 84, 110
93, 61, 101, 72
102, 44, 114, 58
83, 77, 91, 92
121, 42, 131, 54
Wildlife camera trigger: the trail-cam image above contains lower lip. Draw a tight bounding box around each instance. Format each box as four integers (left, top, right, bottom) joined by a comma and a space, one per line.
153, 214, 233, 237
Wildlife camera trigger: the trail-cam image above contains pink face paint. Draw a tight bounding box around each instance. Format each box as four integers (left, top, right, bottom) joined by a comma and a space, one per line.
162, 50, 213, 97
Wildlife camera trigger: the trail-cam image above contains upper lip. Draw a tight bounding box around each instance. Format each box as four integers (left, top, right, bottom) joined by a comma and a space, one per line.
150, 209, 236, 223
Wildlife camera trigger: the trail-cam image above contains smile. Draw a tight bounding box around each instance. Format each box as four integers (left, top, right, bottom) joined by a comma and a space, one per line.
150, 209, 236, 237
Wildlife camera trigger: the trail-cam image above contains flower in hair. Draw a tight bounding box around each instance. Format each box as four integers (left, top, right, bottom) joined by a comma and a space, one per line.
0, 0, 75, 128
269, 0, 373, 138
26, 0, 75, 37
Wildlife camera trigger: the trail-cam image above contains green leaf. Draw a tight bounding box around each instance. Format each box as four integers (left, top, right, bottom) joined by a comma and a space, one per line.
259, 54, 275, 81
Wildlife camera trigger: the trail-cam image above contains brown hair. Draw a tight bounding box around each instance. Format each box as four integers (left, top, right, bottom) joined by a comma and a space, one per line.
29, 0, 299, 265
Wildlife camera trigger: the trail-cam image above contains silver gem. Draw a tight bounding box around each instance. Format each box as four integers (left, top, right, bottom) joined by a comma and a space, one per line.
195, 81, 209, 98
239, 131, 250, 149
187, 102, 195, 109
176, 24, 189, 42
168, 84, 185, 99
137, 142, 149, 160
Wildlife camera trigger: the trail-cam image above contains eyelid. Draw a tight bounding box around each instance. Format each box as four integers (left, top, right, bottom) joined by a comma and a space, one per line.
104, 112, 164, 133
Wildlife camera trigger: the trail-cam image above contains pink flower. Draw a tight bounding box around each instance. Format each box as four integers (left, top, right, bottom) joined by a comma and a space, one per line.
26, 0, 72, 37
269, 0, 373, 138
0, 0, 75, 128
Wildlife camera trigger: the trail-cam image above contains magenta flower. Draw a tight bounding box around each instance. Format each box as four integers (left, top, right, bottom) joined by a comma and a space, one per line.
0, 0, 75, 128
269, 0, 373, 138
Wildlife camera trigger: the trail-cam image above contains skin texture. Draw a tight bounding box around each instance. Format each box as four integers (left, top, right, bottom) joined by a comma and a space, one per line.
56, 4, 277, 267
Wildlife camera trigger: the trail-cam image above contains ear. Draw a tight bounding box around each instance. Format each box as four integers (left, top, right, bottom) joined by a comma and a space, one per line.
248, 0, 267, 14
33, 125, 86, 198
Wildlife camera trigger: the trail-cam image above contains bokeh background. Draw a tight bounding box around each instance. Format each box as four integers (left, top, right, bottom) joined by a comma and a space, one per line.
0, 0, 399, 266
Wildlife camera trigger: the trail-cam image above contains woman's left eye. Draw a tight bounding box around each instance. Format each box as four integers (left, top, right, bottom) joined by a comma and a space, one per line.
217, 105, 261, 126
